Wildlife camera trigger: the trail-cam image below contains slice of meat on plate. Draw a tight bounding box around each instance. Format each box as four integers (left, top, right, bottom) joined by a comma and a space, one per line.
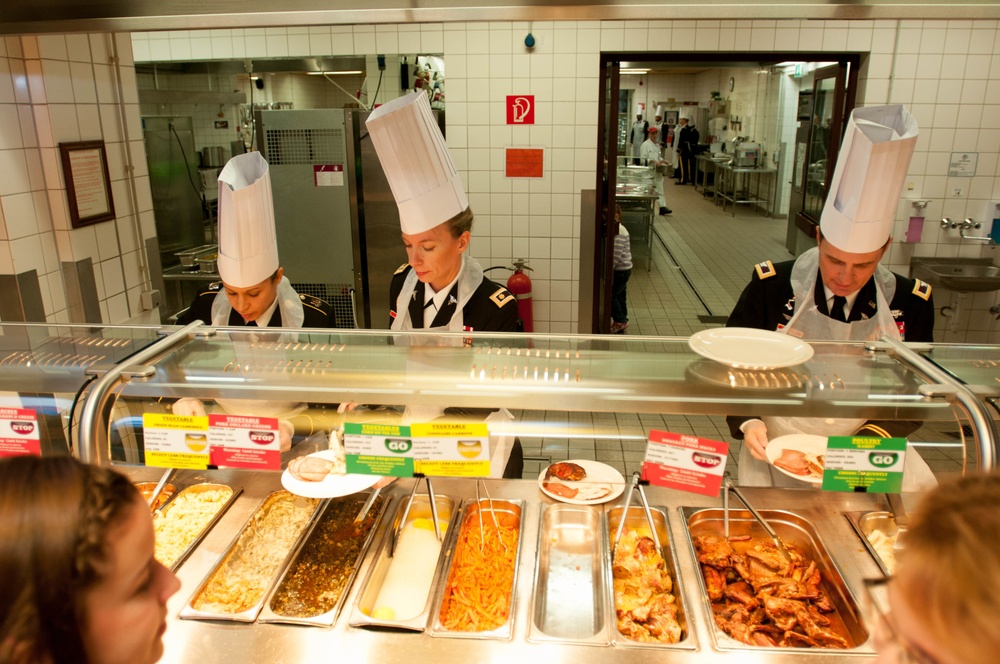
545, 461, 587, 481
772, 449, 811, 476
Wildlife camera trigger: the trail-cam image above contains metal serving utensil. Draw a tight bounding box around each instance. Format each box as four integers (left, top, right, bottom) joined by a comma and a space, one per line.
611, 471, 661, 559
724, 475, 792, 563
475, 478, 507, 556
886, 492, 909, 556
389, 475, 441, 558
146, 468, 175, 509
352, 486, 382, 525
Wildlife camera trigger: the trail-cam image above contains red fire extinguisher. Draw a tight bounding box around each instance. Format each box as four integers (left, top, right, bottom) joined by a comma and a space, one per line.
506, 259, 534, 333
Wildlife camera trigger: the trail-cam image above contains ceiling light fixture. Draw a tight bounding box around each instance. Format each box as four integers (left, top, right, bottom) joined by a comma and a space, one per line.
620, 68, 651, 75
308, 70, 364, 75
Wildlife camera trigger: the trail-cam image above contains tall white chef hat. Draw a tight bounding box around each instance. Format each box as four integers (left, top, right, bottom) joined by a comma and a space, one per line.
655, 105, 663, 118
635, 103, 643, 117
820, 104, 918, 253
216, 152, 279, 287
366, 91, 469, 235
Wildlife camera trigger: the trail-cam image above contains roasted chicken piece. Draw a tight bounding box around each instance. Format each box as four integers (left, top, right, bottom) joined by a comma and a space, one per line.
612, 526, 682, 644
698, 535, 850, 649
693, 534, 734, 568
545, 461, 586, 481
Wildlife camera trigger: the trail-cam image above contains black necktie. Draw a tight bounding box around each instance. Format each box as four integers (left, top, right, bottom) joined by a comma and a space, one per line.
830, 295, 848, 323
245, 319, 257, 327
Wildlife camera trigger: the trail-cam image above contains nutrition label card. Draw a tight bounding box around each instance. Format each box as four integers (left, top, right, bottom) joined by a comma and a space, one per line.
822, 436, 906, 493
343, 421, 491, 477
641, 429, 730, 497
0, 408, 40, 457
143, 413, 210, 469
207, 414, 281, 470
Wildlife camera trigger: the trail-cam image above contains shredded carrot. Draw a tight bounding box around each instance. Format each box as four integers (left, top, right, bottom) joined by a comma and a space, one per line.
438, 513, 518, 632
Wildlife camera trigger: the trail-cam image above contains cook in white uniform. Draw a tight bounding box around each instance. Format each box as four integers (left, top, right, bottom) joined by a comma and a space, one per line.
364, 90, 522, 478
630, 105, 648, 165
640, 125, 670, 216
728, 105, 936, 492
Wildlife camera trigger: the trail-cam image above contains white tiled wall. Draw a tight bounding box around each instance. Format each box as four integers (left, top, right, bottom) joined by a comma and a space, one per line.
6, 18, 993, 338
0, 33, 154, 323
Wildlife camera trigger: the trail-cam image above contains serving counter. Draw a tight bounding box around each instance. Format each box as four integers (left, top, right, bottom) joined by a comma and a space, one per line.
1, 322, 998, 661
130, 468, 893, 664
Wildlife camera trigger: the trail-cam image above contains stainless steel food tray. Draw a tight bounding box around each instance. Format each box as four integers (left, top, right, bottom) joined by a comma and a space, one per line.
179, 490, 321, 623
350, 493, 460, 632
259, 491, 392, 627
845, 511, 898, 577
607, 505, 696, 650
429, 498, 526, 641
528, 503, 610, 646
153, 482, 242, 571
681, 507, 870, 654
175, 244, 218, 267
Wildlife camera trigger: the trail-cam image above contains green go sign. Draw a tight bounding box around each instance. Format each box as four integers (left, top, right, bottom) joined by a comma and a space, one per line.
384, 438, 413, 454
822, 436, 906, 493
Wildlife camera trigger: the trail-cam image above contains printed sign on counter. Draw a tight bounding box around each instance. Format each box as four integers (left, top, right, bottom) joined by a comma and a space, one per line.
0, 408, 41, 457
207, 414, 281, 470
641, 429, 730, 498
143, 413, 210, 469
343, 421, 491, 477
822, 436, 906, 493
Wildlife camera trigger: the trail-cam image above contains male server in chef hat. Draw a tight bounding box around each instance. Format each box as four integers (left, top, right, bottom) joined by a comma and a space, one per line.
173, 152, 337, 453
726, 104, 937, 490
364, 90, 523, 478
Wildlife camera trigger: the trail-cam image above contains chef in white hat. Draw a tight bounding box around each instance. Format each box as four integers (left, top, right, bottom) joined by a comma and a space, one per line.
364, 90, 522, 478
725, 105, 936, 490
177, 151, 336, 329
630, 104, 648, 165
366, 91, 518, 335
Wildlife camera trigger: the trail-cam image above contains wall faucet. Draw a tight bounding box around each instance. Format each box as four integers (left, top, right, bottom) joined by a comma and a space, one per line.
945, 217, 997, 247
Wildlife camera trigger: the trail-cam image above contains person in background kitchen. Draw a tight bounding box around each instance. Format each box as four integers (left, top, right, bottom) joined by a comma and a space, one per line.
726, 104, 936, 490
675, 115, 699, 185
610, 205, 633, 334
640, 125, 671, 216
870, 471, 1000, 664
365, 90, 523, 478
177, 152, 336, 329
630, 105, 648, 165
0, 455, 180, 664
653, 106, 665, 149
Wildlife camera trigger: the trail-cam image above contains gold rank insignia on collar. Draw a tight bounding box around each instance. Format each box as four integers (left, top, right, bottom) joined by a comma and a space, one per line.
394, 263, 409, 275
490, 288, 514, 307
912, 279, 932, 300
754, 260, 776, 280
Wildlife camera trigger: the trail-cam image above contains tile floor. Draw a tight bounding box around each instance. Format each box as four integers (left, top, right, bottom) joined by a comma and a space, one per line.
519, 179, 977, 486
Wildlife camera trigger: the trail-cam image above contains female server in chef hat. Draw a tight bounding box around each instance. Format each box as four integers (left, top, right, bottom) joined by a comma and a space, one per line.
364, 90, 523, 478
729, 105, 935, 491
171, 152, 338, 453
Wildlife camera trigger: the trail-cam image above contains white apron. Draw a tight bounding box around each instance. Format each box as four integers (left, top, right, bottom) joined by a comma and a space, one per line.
738, 248, 936, 491
207, 275, 306, 419
389, 254, 512, 475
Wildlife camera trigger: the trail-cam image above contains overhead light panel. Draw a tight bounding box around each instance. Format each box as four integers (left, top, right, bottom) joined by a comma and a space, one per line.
621, 68, 651, 75
308, 70, 364, 75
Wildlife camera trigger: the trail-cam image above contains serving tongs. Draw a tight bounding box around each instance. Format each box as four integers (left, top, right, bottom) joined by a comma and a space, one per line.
475, 478, 508, 556
389, 474, 442, 558
146, 468, 175, 509
723, 473, 792, 563
612, 472, 661, 559
885, 492, 909, 555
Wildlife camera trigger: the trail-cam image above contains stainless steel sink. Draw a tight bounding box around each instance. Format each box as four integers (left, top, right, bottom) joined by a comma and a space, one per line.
910, 257, 1000, 293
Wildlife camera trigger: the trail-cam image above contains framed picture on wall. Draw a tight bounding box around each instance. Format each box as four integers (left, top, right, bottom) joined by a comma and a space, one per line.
665, 110, 679, 126
59, 140, 116, 228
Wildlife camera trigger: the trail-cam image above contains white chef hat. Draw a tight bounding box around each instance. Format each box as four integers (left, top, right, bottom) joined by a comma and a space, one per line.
366, 91, 469, 235
216, 152, 279, 287
635, 104, 643, 116
655, 105, 663, 118
820, 104, 918, 253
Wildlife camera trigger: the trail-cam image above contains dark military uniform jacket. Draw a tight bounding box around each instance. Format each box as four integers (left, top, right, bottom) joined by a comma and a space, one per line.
725, 258, 935, 440
176, 282, 337, 328
389, 264, 519, 332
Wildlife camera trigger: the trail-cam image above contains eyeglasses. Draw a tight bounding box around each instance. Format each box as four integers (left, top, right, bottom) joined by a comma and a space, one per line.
862, 577, 941, 664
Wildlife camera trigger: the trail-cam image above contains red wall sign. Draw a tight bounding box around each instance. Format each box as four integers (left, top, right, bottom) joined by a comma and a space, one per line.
506, 95, 535, 124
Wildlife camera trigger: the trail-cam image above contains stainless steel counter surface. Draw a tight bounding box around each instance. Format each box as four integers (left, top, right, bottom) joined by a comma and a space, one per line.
129, 467, 888, 663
